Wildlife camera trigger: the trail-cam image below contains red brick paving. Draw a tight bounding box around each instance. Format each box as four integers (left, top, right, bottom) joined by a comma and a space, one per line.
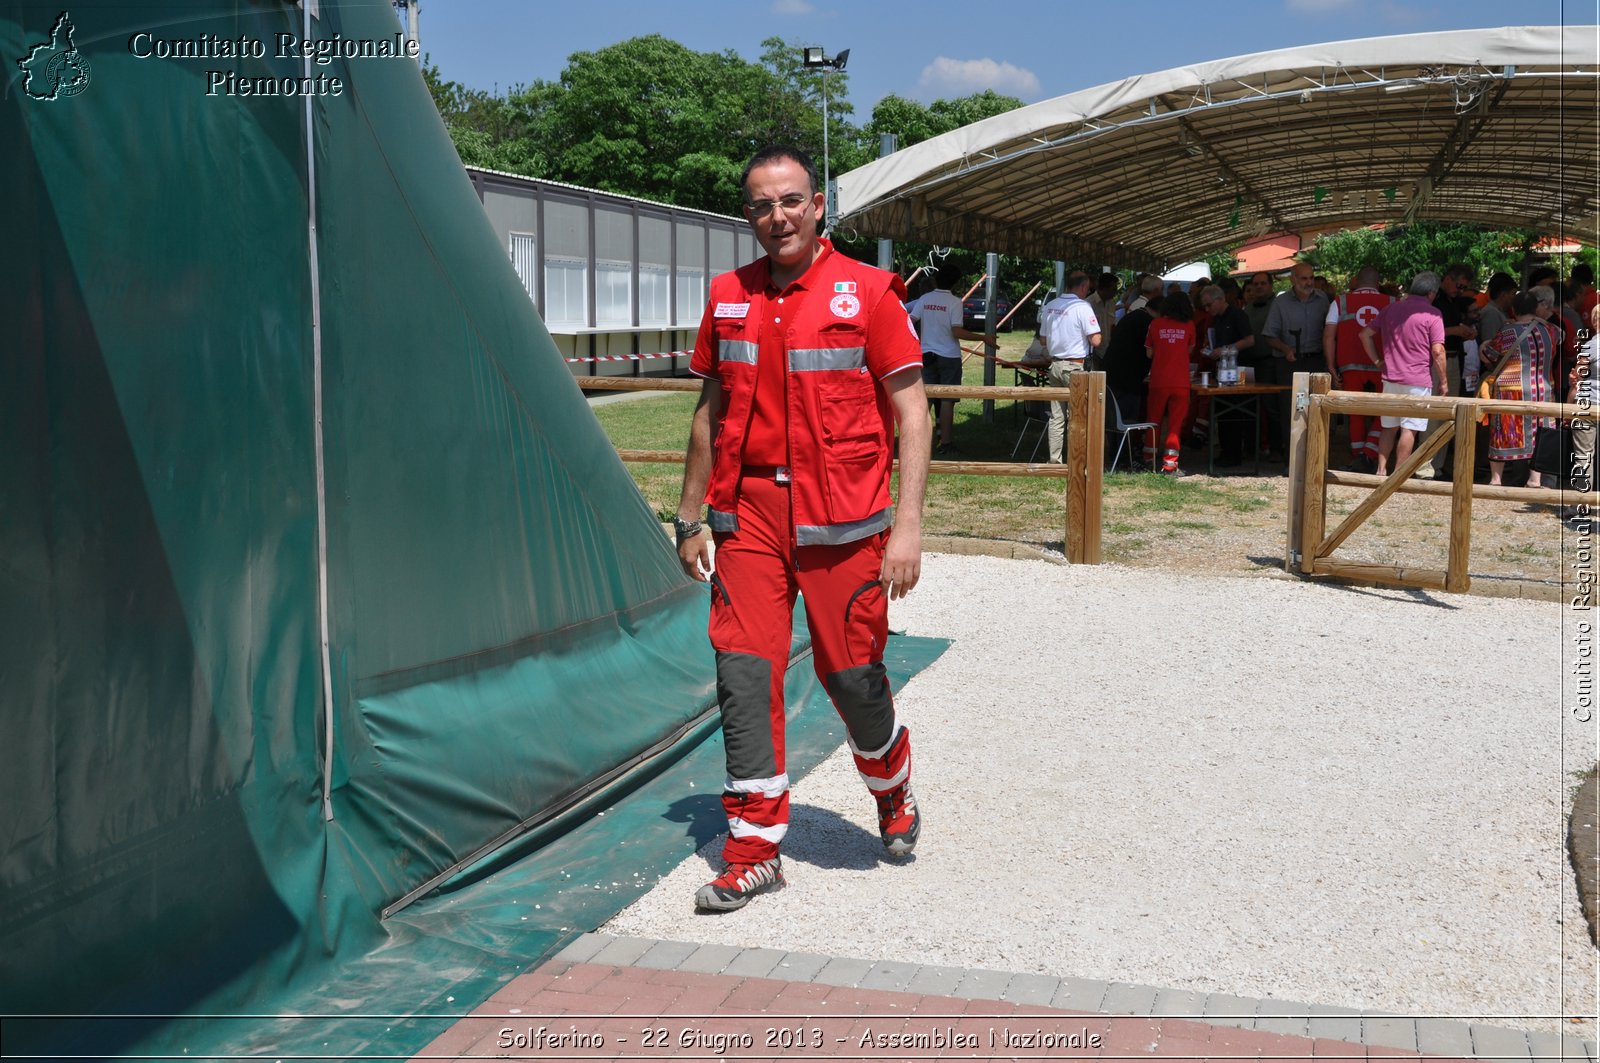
413, 959, 1479, 1061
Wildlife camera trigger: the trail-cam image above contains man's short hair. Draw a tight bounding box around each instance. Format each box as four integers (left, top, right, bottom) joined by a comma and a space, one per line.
1574, 263, 1596, 286
1199, 285, 1224, 305
1442, 263, 1475, 284
1139, 275, 1164, 296
1408, 270, 1441, 296
1512, 290, 1543, 316
740, 145, 817, 197
1218, 276, 1241, 298
1065, 270, 1091, 292
1248, 272, 1271, 285
1486, 272, 1517, 299
1529, 284, 1556, 307
1528, 265, 1559, 287
1097, 272, 1120, 291
1354, 265, 1382, 289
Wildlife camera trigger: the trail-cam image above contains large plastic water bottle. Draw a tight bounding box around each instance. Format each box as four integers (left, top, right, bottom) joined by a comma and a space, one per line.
1217, 345, 1239, 386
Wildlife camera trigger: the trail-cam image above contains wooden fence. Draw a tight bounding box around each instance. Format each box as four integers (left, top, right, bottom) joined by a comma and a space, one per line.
1286, 371, 1596, 593
583, 372, 1107, 564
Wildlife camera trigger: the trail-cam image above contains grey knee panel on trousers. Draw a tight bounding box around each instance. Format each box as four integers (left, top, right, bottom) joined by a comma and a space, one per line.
716, 650, 777, 780
824, 662, 894, 752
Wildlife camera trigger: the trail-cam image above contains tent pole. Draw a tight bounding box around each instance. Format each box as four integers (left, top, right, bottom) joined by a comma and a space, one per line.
303, 0, 336, 823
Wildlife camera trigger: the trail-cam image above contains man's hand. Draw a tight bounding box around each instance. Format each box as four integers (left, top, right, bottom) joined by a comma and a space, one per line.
881, 367, 930, 600
677, 530, 713, 582
880, 523, 921, 600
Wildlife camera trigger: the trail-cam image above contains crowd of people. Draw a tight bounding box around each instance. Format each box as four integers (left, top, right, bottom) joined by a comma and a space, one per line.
1039, 260, 1596, 485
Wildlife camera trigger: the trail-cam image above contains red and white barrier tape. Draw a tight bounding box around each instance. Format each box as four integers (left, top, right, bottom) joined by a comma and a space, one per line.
565, 351, 691, 364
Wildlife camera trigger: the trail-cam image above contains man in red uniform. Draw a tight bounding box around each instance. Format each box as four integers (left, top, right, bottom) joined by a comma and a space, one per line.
1322, 265, 1392, 473
674, 145, 932, 912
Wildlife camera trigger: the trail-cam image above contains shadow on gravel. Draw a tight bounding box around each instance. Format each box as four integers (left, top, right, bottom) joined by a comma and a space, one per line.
1310, 582, 1461, 610
1571, 768, 1600, 948
782, 803, 892, 871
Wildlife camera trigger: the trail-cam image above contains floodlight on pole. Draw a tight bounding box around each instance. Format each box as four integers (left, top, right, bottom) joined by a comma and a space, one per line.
801, 46, 849, 232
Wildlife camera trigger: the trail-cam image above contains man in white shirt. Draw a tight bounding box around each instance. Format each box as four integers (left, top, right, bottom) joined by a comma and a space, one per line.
1085, 272, 1121, 364
907, 266, 983, 455
1034, 270, 1103, 463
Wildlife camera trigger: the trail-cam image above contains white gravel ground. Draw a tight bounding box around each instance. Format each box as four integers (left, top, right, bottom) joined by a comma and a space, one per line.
605, 555, 1598, 1035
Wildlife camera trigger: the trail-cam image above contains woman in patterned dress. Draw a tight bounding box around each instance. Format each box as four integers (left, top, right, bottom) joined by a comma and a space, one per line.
1479, 286, 1558, 487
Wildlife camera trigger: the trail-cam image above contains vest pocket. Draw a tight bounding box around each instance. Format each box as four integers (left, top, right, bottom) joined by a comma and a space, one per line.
816, 374, 880, 459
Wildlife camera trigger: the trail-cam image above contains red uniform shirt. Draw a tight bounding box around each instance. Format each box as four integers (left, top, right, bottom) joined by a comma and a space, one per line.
1145, 318, 1196, 389
690, 240, 921, 544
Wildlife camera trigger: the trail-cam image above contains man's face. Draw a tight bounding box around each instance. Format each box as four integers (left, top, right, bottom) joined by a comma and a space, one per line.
742, 158, 824, 270
1290, 267, 1315, 298
1204, 293, 1227, 317
1246, 274, 1272, 304
1099, 279, 1119, 300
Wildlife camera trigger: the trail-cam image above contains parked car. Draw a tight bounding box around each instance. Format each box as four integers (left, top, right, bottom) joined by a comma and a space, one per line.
962, 294, 1015, 332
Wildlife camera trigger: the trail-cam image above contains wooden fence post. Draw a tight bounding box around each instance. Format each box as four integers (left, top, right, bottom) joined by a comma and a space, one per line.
1445, 404, 1476, 593
1066, 374, 1088, 563
1285, 373, 1310, 572
1080, 373, 1105, 564
1297, 373, 1332, 574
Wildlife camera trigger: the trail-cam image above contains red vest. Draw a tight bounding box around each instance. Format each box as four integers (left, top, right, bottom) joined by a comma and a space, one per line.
702, 251, 908, 546
1333, 288, 1392, 373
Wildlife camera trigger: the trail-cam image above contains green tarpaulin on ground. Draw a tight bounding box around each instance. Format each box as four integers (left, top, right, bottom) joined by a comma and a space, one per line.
1, 1, 949, 1056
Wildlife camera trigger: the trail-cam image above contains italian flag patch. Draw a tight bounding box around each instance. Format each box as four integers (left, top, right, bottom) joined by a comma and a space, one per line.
834, 281, 857, 294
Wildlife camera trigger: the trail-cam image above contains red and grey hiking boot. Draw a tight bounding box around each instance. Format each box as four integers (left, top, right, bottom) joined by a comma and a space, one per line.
694, 857, 784, 912
875, 782, 920, 858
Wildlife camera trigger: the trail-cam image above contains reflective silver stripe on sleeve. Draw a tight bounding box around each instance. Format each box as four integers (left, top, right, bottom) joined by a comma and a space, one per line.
718, 340, 758, 365
789, 346, 865, 372
708, 508, 738, 533
795, 506, 893, 546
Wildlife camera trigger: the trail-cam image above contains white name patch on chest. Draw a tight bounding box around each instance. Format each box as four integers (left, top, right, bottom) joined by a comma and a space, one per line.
715, 302, 751, 319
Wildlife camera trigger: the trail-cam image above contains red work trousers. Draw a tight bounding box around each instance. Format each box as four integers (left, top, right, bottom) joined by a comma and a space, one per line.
1340, 368, 1383, 458
1146, 387, 1191, 459
708, 470, 911, 864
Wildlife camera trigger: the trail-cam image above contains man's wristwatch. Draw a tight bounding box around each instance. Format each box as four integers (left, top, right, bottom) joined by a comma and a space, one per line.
673, 516, 703, 545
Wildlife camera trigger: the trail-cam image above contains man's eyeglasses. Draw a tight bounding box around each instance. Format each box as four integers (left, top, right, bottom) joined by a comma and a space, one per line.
746, 193, 812, 219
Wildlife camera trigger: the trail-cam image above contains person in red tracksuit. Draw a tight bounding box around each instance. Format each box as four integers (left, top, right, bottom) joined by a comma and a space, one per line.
1145, 291, 1198, 475
1322, 265, 1393, 473
675, 145, 932, 912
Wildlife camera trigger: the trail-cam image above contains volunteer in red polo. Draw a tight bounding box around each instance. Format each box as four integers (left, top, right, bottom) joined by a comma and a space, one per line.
675, 145, 932, 912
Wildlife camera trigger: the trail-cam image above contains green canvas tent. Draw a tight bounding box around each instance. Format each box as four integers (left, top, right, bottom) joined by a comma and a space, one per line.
2, 0, 743, 1053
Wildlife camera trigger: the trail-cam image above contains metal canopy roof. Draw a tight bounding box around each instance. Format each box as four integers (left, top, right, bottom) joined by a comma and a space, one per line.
835, 26, 1600, 272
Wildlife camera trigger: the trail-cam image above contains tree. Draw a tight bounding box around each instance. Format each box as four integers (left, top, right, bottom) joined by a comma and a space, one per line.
422, 36, 861, 215
1300, 223, 1542, 285
1204, 250, 1240, 281
851, 91, 1055, 312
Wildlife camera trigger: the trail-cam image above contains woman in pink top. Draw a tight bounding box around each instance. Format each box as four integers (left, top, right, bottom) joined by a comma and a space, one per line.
1144, 291, 1197, 475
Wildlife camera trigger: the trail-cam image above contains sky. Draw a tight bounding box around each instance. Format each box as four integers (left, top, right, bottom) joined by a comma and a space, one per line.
415, 0, 1598, 117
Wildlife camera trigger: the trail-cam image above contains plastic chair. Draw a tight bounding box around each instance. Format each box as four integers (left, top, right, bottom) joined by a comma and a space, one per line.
1010, 370, 1052, 461
1106, 391, 1157, 472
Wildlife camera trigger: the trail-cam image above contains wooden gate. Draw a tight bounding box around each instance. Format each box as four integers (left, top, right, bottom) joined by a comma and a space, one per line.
1286, 372, 1593, 593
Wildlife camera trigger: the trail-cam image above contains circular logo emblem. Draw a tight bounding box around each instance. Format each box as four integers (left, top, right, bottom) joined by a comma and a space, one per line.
829, 293, 861, 319
1355, 304, 1379, 327
47, 50, 91, 97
